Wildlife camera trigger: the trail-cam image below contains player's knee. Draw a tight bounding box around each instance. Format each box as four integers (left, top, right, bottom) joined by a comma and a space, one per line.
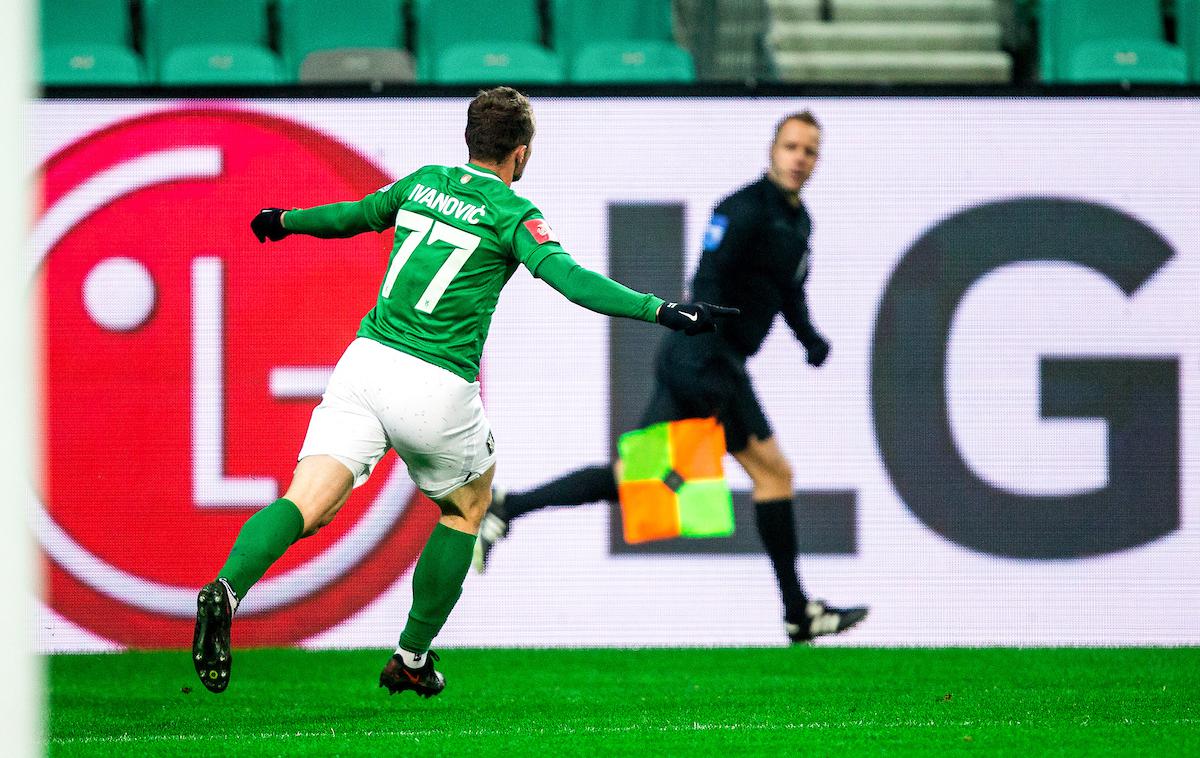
435, 500, 465, 520
458, 493, 491, 528
436, 489, 490, 528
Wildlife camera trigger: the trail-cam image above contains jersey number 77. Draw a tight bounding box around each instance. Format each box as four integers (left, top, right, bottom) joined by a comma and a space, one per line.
381, 209, 481, 313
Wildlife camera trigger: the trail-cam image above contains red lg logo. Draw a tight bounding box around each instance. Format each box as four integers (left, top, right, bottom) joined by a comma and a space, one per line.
34, 108, 438, 647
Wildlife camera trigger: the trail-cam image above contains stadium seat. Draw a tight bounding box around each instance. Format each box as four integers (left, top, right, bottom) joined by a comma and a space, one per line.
570, 40, 695, 83
548, 0, 673, 51
299, 49, 416, 84
433, 42, 564, 84
158, 44, 284, 85
1038, 0, 1170, 82
1064, 39, 1188, 84
142, 0, 271, 77
412, 0, 541, 80
42, 43, 145, 85
1180, 0, 1200, 82
278, 0, 406, 79
40, 0, 130, 46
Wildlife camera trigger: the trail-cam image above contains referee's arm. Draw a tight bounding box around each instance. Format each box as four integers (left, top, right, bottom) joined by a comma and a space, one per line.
780, 270, 819, 344
781, 270, 829, 366
691, 205, 754, 303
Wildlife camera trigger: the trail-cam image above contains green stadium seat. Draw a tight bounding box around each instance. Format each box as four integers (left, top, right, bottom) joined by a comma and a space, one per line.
40, 0, 130, 46
1038, 0, 1169, 82
548, 0, 673, 51
1180, 0, 1200, 82
412, 0, 541, 80
42, 43, 145, 85
278, 0, 406, 79
570, 41, 695, 83
1064, 39, 1188, 83
433, 42, 564, 84
143, 0, 271, 77
158, 44, 284, 85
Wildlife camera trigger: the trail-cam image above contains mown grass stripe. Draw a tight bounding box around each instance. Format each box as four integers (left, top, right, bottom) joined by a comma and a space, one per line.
47, 647, 1200, 756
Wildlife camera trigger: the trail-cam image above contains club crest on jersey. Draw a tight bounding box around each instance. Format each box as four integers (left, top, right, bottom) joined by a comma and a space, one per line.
522, 218, 557, 244
703, 214, 729, 251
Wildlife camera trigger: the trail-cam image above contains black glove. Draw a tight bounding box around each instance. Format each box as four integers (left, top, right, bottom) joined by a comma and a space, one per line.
802, 333, 830, 367
251, 208, 291, 243
657, 301, 740, 336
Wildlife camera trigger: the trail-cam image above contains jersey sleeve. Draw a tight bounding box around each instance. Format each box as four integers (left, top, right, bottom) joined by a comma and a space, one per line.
510, 209, 566, 272
781, 213, 818, 344
533, 249, 663, 323
780, 264, 819, 344
691, 197, 759, 303
282, 175, 413, 238
358, 175, 414, 232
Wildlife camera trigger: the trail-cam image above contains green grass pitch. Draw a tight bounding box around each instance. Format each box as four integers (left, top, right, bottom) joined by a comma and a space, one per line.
47, 647, 1199, 756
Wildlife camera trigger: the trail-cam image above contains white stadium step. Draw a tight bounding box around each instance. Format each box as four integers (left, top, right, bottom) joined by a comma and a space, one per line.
769, 20, 1002, 52
773, 49, 1012, 83
832, 0, 997, 23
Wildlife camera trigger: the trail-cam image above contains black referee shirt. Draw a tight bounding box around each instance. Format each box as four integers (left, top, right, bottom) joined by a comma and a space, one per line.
689, 175, 819, 359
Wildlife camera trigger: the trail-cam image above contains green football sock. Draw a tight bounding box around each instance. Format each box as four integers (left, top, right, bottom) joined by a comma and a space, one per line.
398, 523, 476, 654
218, 498, 304, 600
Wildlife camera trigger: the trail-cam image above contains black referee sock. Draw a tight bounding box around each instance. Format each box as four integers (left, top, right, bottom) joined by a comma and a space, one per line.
753, 498, 809, 622
500, 464, 618, 521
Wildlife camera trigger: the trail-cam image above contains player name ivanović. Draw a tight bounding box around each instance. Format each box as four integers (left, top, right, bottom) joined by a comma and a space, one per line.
407, 183, 487, 225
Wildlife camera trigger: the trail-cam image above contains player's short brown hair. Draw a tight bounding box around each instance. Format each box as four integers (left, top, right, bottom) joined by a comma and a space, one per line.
773, 110, 821, 143
465, 87, 536, 163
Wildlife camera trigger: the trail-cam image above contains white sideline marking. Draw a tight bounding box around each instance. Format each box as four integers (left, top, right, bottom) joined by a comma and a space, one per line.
47, 718, 1200, 745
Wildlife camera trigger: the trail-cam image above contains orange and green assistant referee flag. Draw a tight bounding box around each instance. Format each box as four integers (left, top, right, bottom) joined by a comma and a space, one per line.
616, 417, 735, 544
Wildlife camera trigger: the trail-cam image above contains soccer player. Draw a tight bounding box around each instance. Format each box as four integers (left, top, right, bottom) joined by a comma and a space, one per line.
191, 86, 737, 696
475, 111, 868, 644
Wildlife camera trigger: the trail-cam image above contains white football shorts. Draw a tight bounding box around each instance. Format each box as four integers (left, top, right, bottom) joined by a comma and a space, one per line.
297, 337, 496, 499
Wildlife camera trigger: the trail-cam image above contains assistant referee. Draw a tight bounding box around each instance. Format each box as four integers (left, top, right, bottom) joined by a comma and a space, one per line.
477, 111, 868, 643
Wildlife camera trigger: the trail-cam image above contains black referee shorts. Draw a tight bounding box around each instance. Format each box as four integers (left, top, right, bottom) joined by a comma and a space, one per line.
637, 333, 772, 454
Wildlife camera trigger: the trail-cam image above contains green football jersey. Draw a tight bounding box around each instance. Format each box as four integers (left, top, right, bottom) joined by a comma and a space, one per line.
353, 163, 565, 381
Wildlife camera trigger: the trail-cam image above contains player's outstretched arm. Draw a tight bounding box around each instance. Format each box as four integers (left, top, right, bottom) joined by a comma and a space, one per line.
251, 200, 379, 242
532, 251, 660, 320
532, 252, 738, 333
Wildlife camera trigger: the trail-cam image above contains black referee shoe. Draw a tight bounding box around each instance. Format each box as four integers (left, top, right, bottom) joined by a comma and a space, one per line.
786, 600, 868, 643
379, 651, 445, 698
192, 580, 233, 693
